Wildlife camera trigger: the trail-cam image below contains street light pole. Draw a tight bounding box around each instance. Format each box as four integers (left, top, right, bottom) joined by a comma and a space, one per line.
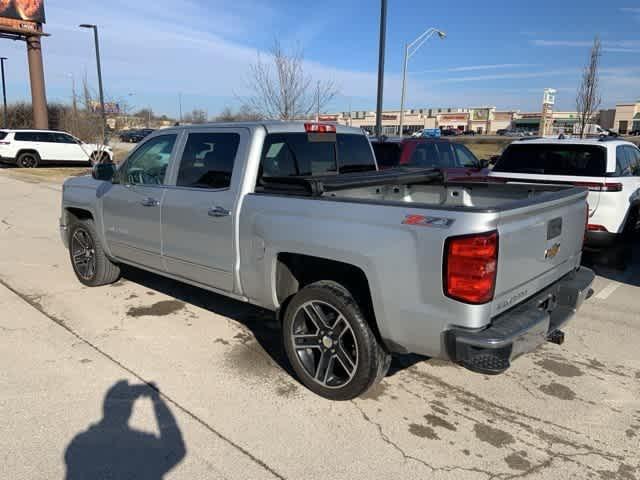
398, 27, 446, 137
375, 0, 387, 139
80, 24, 107, 141
0, 57, 7, 128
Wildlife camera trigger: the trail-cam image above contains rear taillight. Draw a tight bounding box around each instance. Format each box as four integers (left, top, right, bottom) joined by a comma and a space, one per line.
574, 182, 623, 192
304, 123, 336, 133
587, 224, 608, 232
444, 231, 498, 304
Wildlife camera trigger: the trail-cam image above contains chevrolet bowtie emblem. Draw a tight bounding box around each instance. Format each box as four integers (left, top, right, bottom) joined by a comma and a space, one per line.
545, 243, 561, 259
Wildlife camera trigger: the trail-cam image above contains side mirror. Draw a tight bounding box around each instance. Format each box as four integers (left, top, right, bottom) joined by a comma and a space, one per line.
477, 159, 490, 169
92, 162, 116, 182
489, 155, 500, 166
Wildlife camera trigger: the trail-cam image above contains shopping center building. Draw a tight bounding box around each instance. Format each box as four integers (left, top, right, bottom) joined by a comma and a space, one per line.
325, 101, 640, 135
323, 107, 516, 135
612, 102, 640, 134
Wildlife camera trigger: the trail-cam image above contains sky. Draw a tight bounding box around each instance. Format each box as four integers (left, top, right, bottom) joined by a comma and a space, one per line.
2, 0, 639, 118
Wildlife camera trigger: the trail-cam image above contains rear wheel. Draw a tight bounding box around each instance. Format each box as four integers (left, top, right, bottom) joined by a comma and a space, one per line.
68, 219, 120, 286
16, 151, 39, 168
283, 280, 390, 400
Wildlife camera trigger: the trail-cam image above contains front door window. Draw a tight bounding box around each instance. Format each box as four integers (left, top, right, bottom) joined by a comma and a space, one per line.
121, 135, 177, 185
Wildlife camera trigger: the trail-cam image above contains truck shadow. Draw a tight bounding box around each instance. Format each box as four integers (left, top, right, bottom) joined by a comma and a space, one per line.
120, 265, 426, 380
581, 242, 640, 287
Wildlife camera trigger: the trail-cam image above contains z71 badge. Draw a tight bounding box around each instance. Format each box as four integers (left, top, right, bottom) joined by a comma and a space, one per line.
402, 214, 455, 228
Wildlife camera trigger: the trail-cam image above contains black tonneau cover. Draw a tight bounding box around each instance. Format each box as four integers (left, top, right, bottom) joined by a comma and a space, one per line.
257, 168, 444, 197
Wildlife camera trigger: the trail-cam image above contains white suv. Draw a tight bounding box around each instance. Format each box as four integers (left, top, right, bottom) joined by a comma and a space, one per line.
489, 138, 640, 253
0, 129, 113, 168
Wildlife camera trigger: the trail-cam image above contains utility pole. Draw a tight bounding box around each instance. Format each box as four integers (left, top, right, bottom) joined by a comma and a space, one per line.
80, 24, 107, 141
375, 0, 387, 139
178, 93, 183, 124
0, 57, 7, 128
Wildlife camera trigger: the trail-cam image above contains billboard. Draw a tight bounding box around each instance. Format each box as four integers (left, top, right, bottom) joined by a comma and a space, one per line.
543, 88, 556, 106
0, 0, 45, 24
90, 101, 121, 115
472, 109, 489, 121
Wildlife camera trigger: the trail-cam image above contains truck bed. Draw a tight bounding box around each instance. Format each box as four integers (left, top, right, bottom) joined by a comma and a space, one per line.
247, 169, 588, 358
259, 168, 583, 213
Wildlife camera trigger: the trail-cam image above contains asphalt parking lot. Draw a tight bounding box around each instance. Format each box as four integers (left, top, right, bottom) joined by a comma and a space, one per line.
0, 170, 638, 480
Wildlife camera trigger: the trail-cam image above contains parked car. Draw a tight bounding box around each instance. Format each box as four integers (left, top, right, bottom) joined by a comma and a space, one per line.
370, 137, 490, 181
628, 129, 640, 137
462, 130, 477, 136
0, 129, 113, 168
489, 138, 640, 266
119, 129, 155, 143
441, 128, 460, 137
60, 121, 594, 400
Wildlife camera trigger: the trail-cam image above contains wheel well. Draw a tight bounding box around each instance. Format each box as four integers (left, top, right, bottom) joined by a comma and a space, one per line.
16, 149, 40, 159
276, 253, 383, 346
65, 207, 94, 222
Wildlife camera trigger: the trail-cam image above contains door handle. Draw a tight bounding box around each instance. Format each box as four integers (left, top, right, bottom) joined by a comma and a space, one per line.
141, 197, 159, 207
208, 206, 230, 217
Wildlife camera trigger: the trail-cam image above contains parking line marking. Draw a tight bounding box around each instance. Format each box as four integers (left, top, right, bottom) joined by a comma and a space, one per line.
595, 272, 633, 300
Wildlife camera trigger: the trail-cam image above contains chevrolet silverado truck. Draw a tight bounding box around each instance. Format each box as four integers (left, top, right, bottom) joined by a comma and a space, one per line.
60, 122, 595, 400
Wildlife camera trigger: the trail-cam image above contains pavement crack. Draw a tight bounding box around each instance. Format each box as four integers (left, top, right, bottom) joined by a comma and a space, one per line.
351, 400, 436, 472
352, 400, 497, 479
0, 277, 287, 480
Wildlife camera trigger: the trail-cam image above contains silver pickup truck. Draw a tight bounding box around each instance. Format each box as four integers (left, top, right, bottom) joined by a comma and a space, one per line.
60, 122, 594, 400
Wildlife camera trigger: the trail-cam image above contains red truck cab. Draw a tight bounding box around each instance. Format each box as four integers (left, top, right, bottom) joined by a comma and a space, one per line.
370, 137, 490, 181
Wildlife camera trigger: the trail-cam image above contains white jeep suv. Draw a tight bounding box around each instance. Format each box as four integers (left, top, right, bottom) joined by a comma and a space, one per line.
489, 138, 640, 255
0, 129, 113, 168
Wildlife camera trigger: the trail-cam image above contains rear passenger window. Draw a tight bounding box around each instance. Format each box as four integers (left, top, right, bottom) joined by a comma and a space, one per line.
176, 132, 240, 189
616, 146, 632, 177
626, 146, 640, 176
14, 132, 39, 142
38, 133, 57, 143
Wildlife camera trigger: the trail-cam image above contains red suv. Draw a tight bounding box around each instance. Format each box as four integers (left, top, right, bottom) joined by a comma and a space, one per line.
370, 137, 490, 181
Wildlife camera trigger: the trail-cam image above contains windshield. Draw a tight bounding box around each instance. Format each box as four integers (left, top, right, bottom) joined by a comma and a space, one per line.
493, 144, 607, 177
259, 133, 376, 179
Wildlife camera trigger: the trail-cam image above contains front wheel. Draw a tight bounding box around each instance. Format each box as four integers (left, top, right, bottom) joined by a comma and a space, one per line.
68, 219, 121, 286
283, 281, 390, 400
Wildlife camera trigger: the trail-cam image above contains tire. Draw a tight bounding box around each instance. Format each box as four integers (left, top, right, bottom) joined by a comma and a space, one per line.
68, 219, 120, 287
16, 151, 40, 168
282, 280, 390, 400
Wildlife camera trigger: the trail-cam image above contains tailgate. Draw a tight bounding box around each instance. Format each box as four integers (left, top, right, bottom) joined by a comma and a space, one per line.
491, 189, 588, 317
489, 172, 602, 217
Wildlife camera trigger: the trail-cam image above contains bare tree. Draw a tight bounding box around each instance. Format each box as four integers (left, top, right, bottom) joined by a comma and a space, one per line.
243, 40, 338, 120
576, 36, 602, 138
215, 105, 263, 122
182, 109, 207, 124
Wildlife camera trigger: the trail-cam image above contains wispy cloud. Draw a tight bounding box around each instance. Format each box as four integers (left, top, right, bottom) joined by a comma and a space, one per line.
532, 39, 640, 53
414, 64, 537, 74
430, 69, 577, 83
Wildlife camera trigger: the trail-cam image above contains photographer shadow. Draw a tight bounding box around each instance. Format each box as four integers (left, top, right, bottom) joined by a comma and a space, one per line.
64, 380, 186, 480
